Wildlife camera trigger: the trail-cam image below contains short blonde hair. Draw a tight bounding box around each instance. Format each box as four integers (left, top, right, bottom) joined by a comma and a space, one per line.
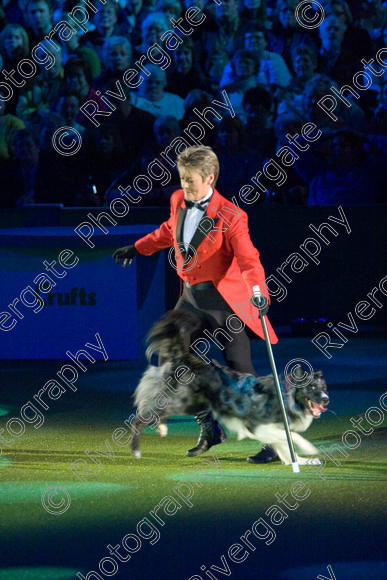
177, 145, 220, 186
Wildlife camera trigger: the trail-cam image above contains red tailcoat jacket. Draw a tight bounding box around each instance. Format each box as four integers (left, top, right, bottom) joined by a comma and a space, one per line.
134, 188, 278, 344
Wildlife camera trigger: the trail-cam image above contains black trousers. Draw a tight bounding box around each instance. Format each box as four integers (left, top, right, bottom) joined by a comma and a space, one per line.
173, 282, 257, 376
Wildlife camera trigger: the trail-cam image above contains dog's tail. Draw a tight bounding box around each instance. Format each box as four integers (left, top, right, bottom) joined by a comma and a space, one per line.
145, 308, 201, 364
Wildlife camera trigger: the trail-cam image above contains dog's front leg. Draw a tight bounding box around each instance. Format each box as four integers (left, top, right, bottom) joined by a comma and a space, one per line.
270, 442, 292, 465
291, 432, 318, 456
271, 441, 320, 466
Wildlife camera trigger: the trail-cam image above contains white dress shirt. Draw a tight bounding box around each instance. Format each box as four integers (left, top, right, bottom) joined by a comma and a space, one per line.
183, 188, 213, 252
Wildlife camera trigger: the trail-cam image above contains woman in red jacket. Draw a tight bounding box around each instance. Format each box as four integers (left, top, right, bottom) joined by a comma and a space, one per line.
113, 145, 279, 463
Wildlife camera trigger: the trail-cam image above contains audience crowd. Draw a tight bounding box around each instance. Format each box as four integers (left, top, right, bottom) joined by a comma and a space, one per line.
0, 0, 386, 208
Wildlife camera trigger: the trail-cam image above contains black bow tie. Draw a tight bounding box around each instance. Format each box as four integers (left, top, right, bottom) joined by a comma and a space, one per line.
184, 198, 210, 210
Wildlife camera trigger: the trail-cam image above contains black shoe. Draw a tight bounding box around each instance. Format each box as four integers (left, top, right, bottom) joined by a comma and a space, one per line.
186, 413, 227, 457
247, 445, 279, 464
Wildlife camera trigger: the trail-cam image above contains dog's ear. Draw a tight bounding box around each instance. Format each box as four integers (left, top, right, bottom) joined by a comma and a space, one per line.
314, 370, 323, 378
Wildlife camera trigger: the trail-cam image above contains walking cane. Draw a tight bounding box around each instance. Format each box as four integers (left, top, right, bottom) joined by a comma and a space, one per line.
253, 285, 300, 473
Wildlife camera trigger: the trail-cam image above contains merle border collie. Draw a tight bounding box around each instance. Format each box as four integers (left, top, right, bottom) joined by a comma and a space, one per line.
131, 310, 329, 464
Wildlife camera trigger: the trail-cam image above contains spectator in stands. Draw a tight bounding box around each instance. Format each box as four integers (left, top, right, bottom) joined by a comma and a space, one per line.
220, 24, 291, 89
63, 58, 107, 126
138, 11, 169, 54
277, 44, 318, 118
274, 114, 309, 204
84, 123, 127, 204
179, 0, 208, 51
182, 89, 213, 124
132, 64, 185, 120
16, 43, 64, 122
322, 0, 352, 23
371, 77, 387, 136
296, 129, 385, 205
95, 36, 132, 92
216, 116, 245, 155
57, 15, 101, 80
122, 0, 144, 30
276, 0, 299, 35
221, 49, 259, 122
106, 115, 180, 206
4, 127, 88, 206
318, 14, 358, 85
0, 6, 5, 32
380, 21, 387, 51
64, 58, 92, 102
112, 96, 154, 166
201, 0, 241, 59
303, 74, 368, 132
167, 37, 206, 97
121, 0, 145, 47
205, 49, 229, 94
269, 0, 319, 67
80, 2, 123, 59
0, 24, 29, 70
354, 0, 387, 42
35, 110, 66, 152
2, 0, 24, 25
0, 0, 381, 208
0, 24, 32, 114
153, 114, 181, 151
25, 0, 53, 45
322, 0, 373, 59
155, 0, 182, 21
56, 90, 84, 134
139, 114, 181, 201
181, 0, 205, 9
182, 89, 217, 146
242, 86, 277, 157
215, 116, 260, 198
142, 0, 158, 14
246, 24, 291, 88
2, 129, 40, 207
240, 0, 268, 28
290, 44, 317, 94
0, 101, 25, 160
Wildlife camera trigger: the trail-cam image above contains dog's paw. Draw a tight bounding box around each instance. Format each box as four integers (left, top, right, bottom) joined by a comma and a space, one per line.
302, 443, 319, 456
132, 450, 142, 458
157, 423, 168, 437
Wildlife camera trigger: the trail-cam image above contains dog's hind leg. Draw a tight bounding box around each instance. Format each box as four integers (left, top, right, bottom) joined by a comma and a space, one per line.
157, 422, 168, 437
130, 413, 150, 458
131, 401, 168, 457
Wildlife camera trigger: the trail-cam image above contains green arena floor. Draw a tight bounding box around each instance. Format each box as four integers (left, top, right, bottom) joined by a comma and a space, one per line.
0, 336, 386, 580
